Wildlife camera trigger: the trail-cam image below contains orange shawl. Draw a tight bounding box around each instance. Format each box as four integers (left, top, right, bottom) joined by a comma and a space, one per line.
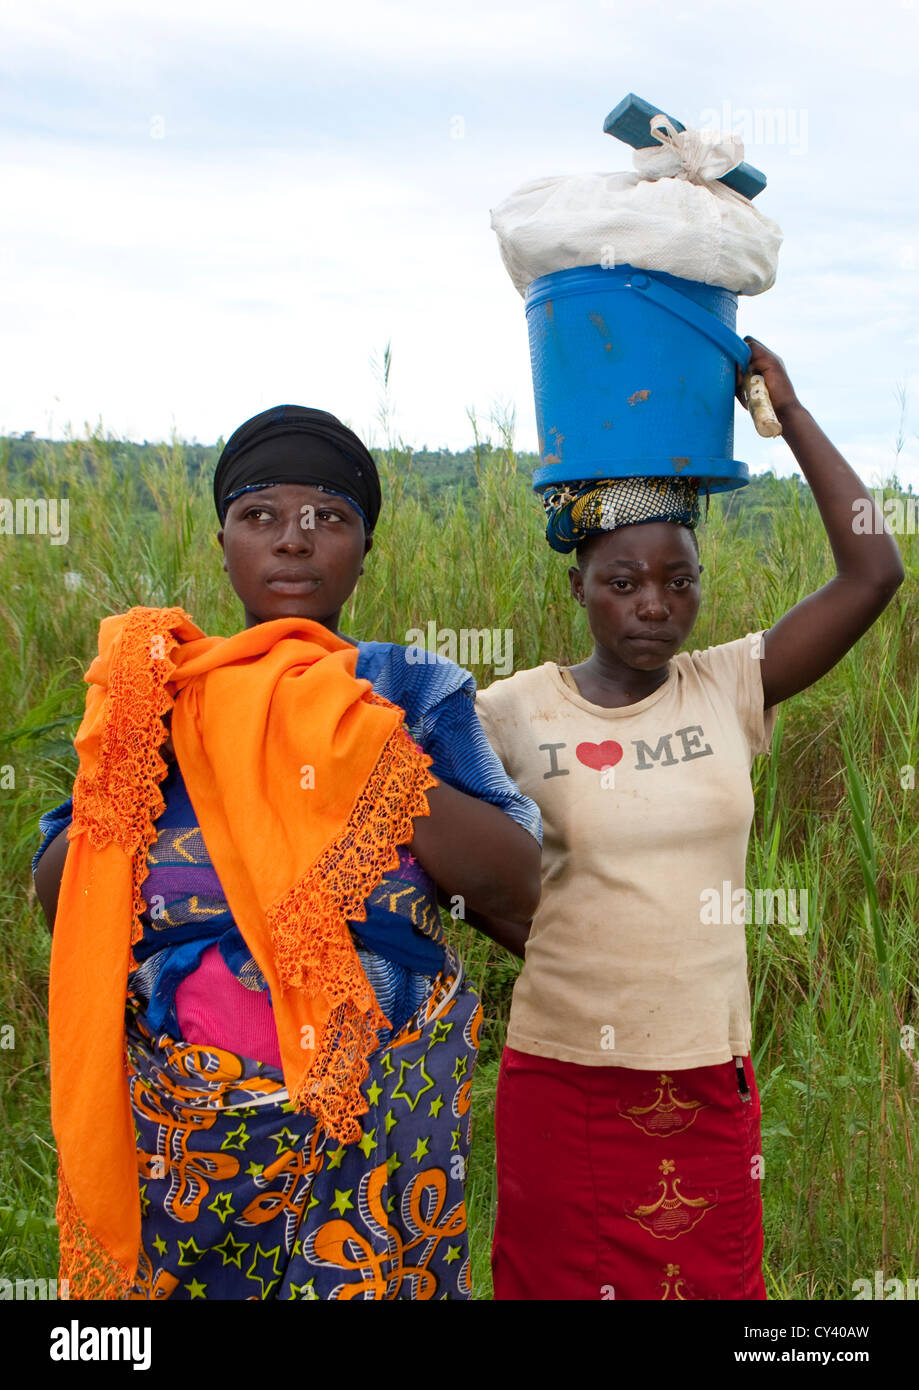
48, 606, 437, 1299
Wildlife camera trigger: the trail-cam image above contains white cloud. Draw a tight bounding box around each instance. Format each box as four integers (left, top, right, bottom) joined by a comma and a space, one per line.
1, 0, 917, 482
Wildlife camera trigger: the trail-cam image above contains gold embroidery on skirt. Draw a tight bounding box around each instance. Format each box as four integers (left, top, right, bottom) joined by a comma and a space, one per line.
659, 1263, 702, 1300
618, 1073, 708, 1137
625, 1159, 717, 1239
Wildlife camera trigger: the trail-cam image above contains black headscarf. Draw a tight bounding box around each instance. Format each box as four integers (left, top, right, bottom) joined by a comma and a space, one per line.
213, 404, 381, 529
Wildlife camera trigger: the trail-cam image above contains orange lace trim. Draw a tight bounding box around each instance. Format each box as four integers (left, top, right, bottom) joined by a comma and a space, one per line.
270, 707, 437, 1144
60, 608, 185, 1298
57, 1159, 135, 1300
63, 608, 437, 1277
71, 606, 186, 956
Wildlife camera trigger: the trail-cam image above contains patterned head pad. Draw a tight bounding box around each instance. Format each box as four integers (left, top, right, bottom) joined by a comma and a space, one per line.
539, 476, 702, 554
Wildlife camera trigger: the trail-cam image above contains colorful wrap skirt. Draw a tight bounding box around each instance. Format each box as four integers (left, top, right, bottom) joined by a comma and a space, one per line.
492, 1046, 766, 1301
125, 948, 481, 1300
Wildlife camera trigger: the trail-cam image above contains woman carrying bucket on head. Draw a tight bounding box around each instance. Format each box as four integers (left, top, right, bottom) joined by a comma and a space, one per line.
472, 337, 904, 1300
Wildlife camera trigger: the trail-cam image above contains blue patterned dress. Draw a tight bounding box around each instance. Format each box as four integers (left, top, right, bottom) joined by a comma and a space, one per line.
35, 642, 540, 1300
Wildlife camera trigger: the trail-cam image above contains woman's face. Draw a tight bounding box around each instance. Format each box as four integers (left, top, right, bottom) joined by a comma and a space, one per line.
568, 521, 701, 671
218, 482, 372, 631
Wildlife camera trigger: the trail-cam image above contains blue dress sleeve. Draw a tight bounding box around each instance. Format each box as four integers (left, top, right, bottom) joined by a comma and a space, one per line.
32, 797, 74, 876
354, 641, 542, 846
420, 686, 543, 845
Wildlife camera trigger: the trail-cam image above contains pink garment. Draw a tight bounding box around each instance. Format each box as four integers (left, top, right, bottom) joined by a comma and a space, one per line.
174, 945, 282, 1070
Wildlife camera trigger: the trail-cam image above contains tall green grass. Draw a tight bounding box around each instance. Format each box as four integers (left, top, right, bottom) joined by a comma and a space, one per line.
1, 420, 916, 1300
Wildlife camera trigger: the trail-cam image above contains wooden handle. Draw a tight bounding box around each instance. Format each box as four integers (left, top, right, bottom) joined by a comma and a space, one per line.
743, 371, 782, 438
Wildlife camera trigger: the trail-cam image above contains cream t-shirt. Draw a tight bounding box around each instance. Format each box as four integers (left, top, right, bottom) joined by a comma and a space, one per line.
475, 635, 778, 1069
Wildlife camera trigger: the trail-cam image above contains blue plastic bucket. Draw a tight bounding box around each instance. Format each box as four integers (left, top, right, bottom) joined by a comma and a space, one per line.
525, 263, 752, 494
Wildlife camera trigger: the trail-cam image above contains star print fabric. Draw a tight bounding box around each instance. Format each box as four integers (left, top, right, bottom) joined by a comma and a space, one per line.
126, 947, 481, 1300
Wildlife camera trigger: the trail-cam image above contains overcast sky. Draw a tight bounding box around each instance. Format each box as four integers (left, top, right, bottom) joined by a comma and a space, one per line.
3, 0, 918, 488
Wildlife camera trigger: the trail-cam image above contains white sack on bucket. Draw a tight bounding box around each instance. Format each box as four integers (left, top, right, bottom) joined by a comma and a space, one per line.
490, 116, 783, 297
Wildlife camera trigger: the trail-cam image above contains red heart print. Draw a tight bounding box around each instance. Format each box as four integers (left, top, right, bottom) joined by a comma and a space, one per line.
576, 740, 623, 771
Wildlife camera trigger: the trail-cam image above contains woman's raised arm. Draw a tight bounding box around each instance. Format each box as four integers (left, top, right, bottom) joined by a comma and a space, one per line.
739, 339, 905, 709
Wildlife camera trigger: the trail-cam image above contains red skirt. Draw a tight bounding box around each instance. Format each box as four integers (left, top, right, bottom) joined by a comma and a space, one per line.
492, 1046, 766, 1301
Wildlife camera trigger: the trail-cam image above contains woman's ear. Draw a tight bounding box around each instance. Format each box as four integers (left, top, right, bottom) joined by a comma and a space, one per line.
568, 565, 585, 606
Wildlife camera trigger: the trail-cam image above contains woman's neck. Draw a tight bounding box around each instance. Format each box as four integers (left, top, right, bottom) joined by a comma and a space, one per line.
565, 650, 671, 708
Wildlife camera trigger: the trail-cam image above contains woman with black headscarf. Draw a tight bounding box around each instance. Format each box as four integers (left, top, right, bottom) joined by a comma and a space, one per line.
33, 405, 542, 1301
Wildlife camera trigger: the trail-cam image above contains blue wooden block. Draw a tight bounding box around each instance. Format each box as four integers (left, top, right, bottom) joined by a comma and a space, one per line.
603, 93, 767, 201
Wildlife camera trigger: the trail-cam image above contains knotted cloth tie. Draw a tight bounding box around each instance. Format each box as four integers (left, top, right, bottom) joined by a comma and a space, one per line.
634, 113, 746, 189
